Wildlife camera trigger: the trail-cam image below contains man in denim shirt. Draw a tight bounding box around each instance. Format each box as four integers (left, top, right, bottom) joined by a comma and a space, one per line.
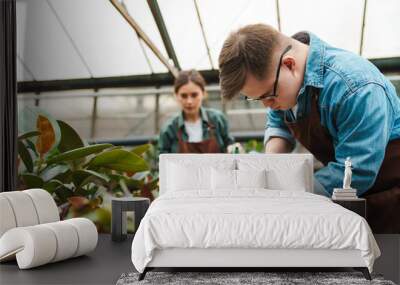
218, 24, 400, 233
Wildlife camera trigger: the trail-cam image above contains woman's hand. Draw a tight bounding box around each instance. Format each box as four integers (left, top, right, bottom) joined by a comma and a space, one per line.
227, 143, 245, 154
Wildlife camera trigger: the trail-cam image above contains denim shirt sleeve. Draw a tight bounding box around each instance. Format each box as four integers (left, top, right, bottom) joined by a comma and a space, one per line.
315, 84, 393, 195
264, 109, 296, 146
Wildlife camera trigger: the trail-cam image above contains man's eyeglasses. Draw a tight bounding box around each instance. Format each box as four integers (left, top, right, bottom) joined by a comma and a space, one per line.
244, 45, 292, 102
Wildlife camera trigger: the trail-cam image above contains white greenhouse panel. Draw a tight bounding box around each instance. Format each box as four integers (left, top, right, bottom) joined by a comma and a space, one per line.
142, 43, 169, 73
279, 0, 364, 54
48, 0, 151, 77
197, 0, 278, 69
124, 0, 168, 73
16, 0, 399, 83
16, 0, 90, 80
158, 0, 212, 70
363, 0, 400, 58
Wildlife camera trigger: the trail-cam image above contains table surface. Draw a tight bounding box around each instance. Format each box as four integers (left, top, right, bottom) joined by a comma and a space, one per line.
112, 197, 150, 202
332, 198, 366, 202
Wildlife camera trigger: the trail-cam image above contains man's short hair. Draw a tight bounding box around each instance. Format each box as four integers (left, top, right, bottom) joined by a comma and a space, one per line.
218, 24, 281, 100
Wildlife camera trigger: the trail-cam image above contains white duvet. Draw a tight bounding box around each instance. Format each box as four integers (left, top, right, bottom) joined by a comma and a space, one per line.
131, 190, 380, 273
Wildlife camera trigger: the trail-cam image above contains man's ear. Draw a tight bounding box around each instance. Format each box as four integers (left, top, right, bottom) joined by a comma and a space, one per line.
282, 56, 296, 72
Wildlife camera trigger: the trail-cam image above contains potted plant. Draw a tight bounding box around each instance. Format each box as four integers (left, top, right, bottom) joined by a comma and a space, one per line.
17, 107, 158, 232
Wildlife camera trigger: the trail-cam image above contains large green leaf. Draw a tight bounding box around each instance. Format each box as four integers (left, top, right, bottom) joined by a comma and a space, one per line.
124, 177, 144, 189
107, 146, 123, 151
25, 139, 38, 157
72, 169, 110, 187
46, 143, 113, 165
21, 174, 44, 188
18, 141, 33, 172
108, 173, 128, 182
57, 120, 85, 153
131, 171, 148, 181
84, 185, 102, 198
109, 173, 155, 191
52, 169, 73, 184
54, 185, 74, 203
131, 144, 150, 156
40, 164, 70, 181
43, 179, 64, 194
18, 131, 41, 141
88, 149, 149, 172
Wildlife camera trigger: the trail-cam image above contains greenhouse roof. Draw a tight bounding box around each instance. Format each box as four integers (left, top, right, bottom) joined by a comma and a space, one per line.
17, 0, 400, 93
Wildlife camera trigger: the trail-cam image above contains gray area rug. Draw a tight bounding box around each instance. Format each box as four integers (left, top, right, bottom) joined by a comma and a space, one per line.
116, 271, 396, 285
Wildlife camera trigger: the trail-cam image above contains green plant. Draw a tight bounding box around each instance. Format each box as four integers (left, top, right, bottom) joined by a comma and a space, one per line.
243, 139, 264, 153
17, 108, 158, 232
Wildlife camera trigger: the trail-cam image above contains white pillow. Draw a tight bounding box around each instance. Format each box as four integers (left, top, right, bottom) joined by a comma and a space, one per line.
265, 163, 307, 191
211, 169, 267, 190
166, 158, 236, 192
167, 162, 211, 191
211, 168, 236, 190
237, 159, 308, 191
236, 169, 267, 189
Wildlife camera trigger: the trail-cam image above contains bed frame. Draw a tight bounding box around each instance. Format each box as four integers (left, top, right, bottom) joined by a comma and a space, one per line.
138, 154, 372, 281
140, 248, 371, 280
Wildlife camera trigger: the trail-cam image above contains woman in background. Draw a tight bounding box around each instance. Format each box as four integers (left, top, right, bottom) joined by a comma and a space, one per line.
159, 69, 234, 153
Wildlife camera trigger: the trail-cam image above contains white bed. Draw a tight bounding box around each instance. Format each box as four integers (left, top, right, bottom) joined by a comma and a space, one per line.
131, 154, 380, 280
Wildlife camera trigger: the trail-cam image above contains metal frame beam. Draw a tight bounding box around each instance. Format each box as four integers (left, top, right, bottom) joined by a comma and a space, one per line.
370, 57, 400, 74
193, 0, 214, 69
109, 0, 178, 77
276, 0, 281, 32
1, 0, 18, 192
359, 0, 368, 55
17, 70, 219, 93
17, 57, 400, 94
147, 0, 180, 70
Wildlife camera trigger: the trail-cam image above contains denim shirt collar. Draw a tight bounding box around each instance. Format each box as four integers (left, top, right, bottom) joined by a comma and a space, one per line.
298, 32, 326, 95
177, 107, 209, 128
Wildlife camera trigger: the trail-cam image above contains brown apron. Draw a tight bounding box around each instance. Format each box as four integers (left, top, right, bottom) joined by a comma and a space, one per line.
177, 120, 221, 153
284, 88, 400, 233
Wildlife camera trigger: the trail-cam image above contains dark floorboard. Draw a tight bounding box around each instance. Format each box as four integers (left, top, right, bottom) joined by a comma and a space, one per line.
0, 234, 134, 285
1, 234, 398, 285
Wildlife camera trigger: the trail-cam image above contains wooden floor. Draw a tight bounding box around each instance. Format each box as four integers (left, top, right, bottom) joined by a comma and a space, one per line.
0, 234, 398, 285
0, 234, 134, 285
